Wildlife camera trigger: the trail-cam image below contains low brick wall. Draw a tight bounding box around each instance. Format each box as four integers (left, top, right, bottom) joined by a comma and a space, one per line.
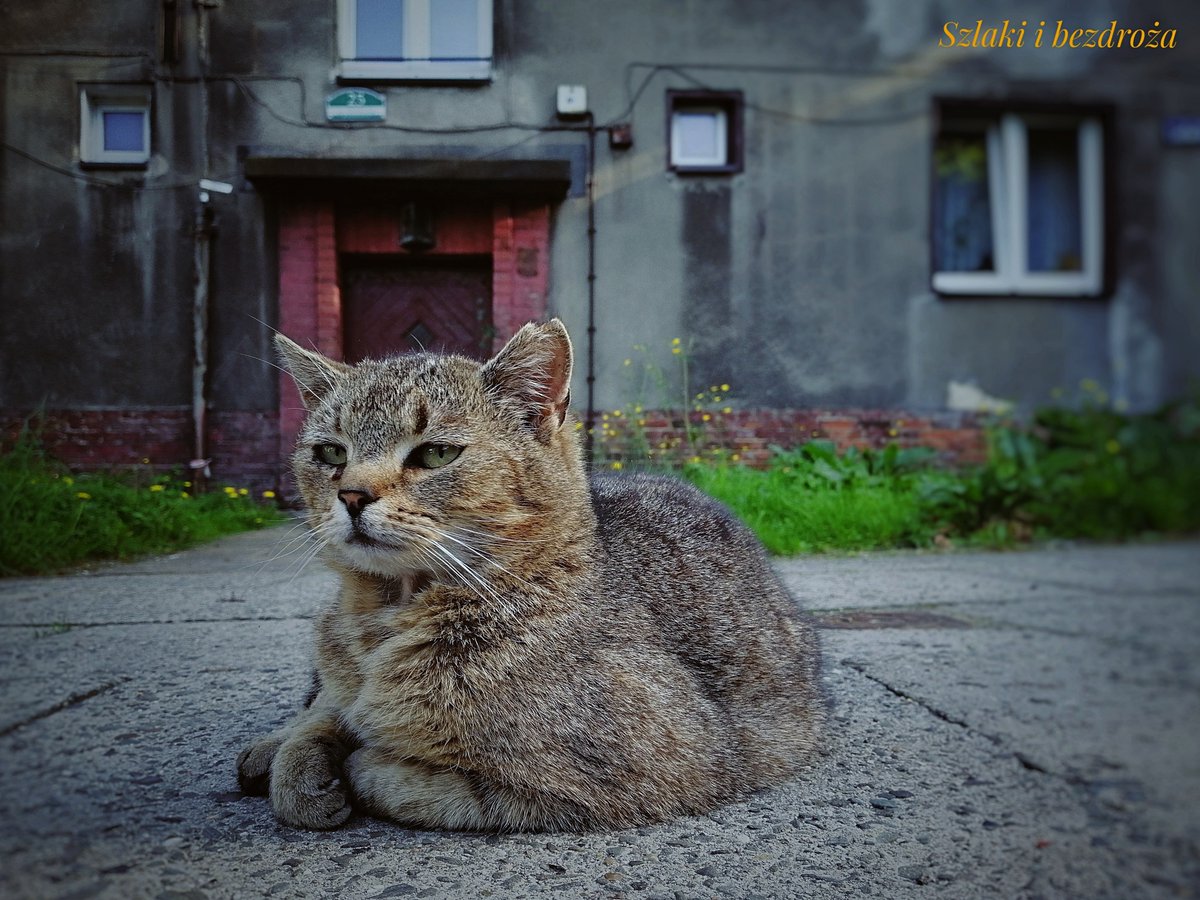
2, 408, 281, 494
592, 408, 988, 468
5, 406, 988, 497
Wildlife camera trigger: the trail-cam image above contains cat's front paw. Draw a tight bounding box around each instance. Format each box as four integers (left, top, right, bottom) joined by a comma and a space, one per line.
236, 733, 284, 796
269, 737, 352, 830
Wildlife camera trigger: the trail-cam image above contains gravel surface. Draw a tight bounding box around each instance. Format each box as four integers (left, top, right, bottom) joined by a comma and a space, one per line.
1, 528, 1197, 899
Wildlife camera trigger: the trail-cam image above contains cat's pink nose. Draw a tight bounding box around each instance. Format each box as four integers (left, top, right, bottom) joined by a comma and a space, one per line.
337, 489, 377, 517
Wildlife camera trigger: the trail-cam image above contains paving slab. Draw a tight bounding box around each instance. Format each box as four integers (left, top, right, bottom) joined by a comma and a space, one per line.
1, 528, 1197, 899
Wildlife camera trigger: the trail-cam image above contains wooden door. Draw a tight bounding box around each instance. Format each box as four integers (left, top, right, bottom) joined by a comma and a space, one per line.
341, 258, 493, 363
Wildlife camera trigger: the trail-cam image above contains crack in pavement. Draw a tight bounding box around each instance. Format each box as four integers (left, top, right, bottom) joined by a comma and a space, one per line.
0, 679, 131, 739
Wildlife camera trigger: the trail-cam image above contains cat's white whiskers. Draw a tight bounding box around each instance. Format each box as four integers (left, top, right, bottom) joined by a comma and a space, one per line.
435, 529, 543, 594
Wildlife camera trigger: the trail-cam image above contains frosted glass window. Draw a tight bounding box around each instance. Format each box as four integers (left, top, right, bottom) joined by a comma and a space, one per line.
103, 111, 146, 152
671, 109, 727, 167
430, 0, 479, 58
356, 0, 404, 58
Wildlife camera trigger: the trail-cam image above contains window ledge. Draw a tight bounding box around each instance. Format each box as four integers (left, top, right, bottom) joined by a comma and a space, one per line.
338, 59, 492, 83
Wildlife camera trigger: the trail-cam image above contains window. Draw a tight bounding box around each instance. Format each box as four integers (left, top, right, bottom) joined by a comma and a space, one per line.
80, 86, 151, 166
932, 106, 1105, 296
668, 91, 743, 174
338, 0, 493, 81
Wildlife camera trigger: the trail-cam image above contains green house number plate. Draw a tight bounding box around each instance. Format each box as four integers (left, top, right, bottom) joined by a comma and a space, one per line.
325, 88, 386, 122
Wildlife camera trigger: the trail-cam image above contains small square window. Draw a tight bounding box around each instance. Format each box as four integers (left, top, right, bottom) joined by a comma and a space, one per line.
339, 0, 493, 81
932, 103, 1106, 297
81, 86, 151, 166
668, 91, 742, 174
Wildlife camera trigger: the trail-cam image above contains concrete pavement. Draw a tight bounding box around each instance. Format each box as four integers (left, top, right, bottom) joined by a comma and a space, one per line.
1, 525, 1198, 899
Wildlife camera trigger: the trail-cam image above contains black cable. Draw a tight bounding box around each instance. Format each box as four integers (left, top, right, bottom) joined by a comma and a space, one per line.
0, 142, 219, 191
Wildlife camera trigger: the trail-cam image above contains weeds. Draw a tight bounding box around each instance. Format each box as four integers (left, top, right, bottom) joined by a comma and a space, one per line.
0, 425, 284, 576
683, 398, 1200, 554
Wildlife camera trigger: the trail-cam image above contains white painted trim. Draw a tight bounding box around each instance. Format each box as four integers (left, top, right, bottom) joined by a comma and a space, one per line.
934, 112, 1105, 297
338, 0, 492, 80
80, 87, 151, 165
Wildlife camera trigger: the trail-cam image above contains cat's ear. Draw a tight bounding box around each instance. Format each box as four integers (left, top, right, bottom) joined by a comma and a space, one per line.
274, 334, 352, 409
481, 319, 573, 441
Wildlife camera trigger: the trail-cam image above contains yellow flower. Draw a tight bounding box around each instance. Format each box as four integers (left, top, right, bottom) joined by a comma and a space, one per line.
181, 491, 190, 499
723, 407, 732, 414
637, 419, 647, 427
76, 491, 91, 500
238, 488, 249, 496
611, 461, 623, 471
63, 476, 74, 486
574, 421, 584, 430
658, 442, 668, 450
689, 455, 701, 464
149, 484, 164, 492
613, 410, 623, 418
633, 405, 643, 414
710, 385, 719, 392
731, 453, 740, 462
888, 429, 898, 437
223, 486, 237, 495
720, 383, 730, 392
141, 458, 150, 465
672, 337, 681, 346
262, 490, 276, 499
702, 413, 711, 422
623, 358, 632, 366
672, 347, 681, 355
183, 481, 192, 488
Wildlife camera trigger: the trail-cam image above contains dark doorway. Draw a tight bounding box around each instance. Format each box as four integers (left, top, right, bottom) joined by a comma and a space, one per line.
341, 257, 494, 363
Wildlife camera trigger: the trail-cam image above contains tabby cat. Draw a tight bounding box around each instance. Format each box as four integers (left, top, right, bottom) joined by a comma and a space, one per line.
236, 319, 822, 831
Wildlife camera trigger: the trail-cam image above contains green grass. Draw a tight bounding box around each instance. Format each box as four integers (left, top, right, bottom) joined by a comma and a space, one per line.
0, 426, 286, 576
682, 399, 1200, 555
683, 461, 928, 554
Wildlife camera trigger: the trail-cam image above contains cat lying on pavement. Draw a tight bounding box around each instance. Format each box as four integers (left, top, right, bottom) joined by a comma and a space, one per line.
237, 319, 822, 831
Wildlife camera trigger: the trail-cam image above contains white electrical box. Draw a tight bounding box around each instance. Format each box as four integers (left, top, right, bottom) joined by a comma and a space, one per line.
556, 85, 588, 117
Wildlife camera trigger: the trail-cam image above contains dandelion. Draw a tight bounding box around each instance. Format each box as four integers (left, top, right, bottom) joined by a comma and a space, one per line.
695, 393, 704, 400
613, 409, 623, 418
723, 407, 732, 415
238, 488, 249, 496
574, 421, 584, 431
702, 413, 711, 422
63, 476, 74, 486
223, 486, 237, 496
149, 484, 165, 492
183, 481, 192, 488
623, 358, 632, 366
672, 337, 681, 346
611, 461, 623, 471
141, 458, 150, 465
634, 404, 643, 413
689, 455, 701, 464
254, 517, 263, 524
731, 453, 740, 462
262, 490, 276, 499
888, 429, 898, 438
720, 383, 730, 392
76, 491, 91, 500
181, 491, 190, 499
658, 442, 669, 450
637, 419, 647, 427
710, 385, 719, 393
672, 347, 681, 355
602, 413, 609, 421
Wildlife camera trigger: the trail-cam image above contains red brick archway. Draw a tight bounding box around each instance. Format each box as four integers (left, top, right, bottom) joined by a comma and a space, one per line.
274, 197, 551, 469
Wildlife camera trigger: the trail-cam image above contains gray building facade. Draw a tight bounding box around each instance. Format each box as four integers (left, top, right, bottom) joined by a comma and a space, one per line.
3, 1, 1198, 487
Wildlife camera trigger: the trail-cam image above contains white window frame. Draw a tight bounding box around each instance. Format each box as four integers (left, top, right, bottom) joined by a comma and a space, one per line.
670, 106, 729, 170
338, 0, 493, 81
933, 113, 1104, 297
80, 86, 151, 166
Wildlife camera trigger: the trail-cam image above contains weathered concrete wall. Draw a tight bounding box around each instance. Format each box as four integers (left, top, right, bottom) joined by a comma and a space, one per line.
2, 0, 1198, 448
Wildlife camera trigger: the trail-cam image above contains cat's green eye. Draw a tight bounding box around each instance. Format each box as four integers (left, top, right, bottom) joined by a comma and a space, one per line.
313, 443, 348, 466
411, 443, 462, 470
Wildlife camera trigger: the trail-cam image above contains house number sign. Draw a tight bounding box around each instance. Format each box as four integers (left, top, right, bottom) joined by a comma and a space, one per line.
325, 88, 387, 122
